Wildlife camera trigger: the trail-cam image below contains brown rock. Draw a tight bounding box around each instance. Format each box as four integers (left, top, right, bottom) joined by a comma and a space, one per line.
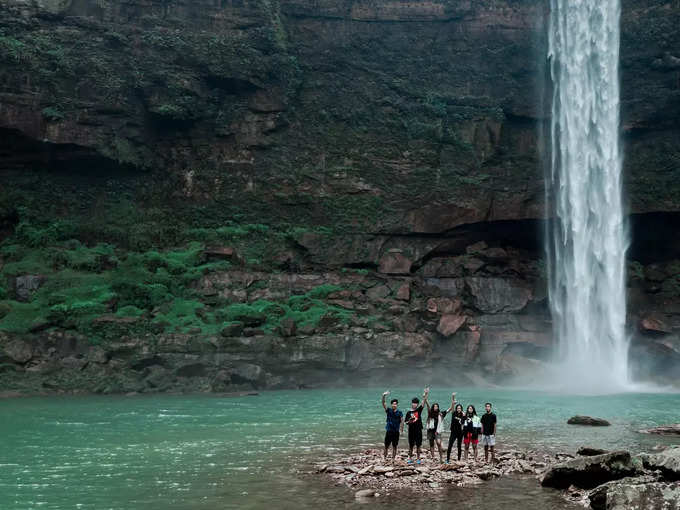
466, 241, 488, 254
277, 318, 297, 337
464, 330, 481, 361
378, 251, 412, 275
4, 339, 33, 363
426, 297, 462, 315
640, 314, 672, 334
367, 285, 391, 300
396, 283, 411, 301
204, 246, 243, 264
437, 314, 466, 337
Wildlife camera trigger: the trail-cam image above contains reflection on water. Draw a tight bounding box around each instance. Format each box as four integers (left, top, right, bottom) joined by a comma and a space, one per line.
0, 388, 678, 509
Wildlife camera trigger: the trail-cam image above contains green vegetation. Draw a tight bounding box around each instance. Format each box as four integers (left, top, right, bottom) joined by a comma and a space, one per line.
41, 106, 64, 121
0, 212, 355, 341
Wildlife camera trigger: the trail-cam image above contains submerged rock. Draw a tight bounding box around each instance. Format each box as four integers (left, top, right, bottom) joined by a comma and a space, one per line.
567, 416, 611, 426
639, 425, 680, 436
540, 451, 641, 489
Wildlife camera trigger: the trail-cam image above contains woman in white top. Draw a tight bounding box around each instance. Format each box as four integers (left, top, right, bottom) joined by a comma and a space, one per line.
424, 397, 446, 463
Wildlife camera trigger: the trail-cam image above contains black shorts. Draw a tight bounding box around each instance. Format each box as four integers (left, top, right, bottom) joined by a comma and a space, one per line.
408, 427, 422, 448
384, 430, 400, 448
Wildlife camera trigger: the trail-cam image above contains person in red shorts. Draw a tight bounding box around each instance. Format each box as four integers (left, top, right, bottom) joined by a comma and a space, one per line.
462, 405, 480, 462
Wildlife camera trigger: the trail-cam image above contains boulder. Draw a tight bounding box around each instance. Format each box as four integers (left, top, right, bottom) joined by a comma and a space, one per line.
540, 451, 641, 489
577, 447, 609, 457
14, 275, 45, 302
277, 318, 297, 337
589, 480, 680, 510
366, 284, 391, 300
639, 424, 680, 436
378, 251, 412, 275
568, 416, 611, 426
466, 277, 532, 313
221, 322, 245, 337
395, 283, 411, 301
437, 314, 466, 337
425, 297, 462, 315
3, 339, 33, 363
640, 314, 672, 335
355, 489, 377, 499
203, 246, 243, 264
640, 446, 680, 479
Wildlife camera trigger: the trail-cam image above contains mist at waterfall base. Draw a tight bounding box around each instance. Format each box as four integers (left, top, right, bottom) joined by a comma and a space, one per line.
544, 0, 633, 393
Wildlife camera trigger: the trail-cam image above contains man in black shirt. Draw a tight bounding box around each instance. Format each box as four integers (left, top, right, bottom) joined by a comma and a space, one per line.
480, 402, 497, 464
404, 387, 429, 464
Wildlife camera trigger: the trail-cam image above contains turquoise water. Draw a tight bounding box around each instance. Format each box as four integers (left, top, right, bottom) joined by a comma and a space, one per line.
1, 388, 679, 509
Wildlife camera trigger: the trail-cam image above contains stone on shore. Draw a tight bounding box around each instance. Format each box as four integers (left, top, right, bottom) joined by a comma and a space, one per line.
589, 479, 680, 510
567, 416, 611, 426
639, 446, 680, 479
540, 451, 641, 489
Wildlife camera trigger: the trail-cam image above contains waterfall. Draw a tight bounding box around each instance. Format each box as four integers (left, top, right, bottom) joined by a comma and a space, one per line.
546, 0, 630, 391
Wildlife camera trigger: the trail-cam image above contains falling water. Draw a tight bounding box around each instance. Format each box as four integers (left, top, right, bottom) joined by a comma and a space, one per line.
546, 0, 629, 391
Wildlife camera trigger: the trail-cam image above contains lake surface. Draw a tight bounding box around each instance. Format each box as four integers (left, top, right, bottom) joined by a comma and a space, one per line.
1, 388, 679, 509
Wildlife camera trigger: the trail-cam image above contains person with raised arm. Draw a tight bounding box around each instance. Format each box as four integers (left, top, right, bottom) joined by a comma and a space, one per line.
445, 393, 465, 463
381, 390, 403, 462
404, 387, 429, 465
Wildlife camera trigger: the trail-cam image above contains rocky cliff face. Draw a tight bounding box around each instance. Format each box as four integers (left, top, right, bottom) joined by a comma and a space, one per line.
0, 0, 679, 394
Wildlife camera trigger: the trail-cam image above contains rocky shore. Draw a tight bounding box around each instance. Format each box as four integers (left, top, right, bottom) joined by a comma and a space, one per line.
312, 444, 680, 508
313, 445, 565, 495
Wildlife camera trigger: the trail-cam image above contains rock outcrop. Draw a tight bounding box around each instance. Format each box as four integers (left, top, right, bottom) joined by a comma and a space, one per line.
540, 451, 641, 489
567, 416, 612, 427
0, 0, 679, 393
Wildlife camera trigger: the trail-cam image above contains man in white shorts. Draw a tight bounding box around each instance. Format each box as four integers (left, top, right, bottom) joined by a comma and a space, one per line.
480, 402, 497, 464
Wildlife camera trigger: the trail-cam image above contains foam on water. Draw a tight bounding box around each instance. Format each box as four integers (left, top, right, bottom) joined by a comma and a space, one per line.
547, 0, 629, 392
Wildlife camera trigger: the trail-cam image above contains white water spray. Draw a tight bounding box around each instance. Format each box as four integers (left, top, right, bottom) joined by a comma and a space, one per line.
547, 0, 629, 391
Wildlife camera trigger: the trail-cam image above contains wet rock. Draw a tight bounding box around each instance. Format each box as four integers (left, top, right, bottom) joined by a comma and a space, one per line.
277, 318, 297, 337
425, 297, 462, 315
589, 479, 680, 510
60, 356, 87, 370
577, 447, 609, 456
378, 251, 412, 275
3, 339, 33, 363
395, 283, 411, 301
640, 314, 672, 335
355, 489, 377, 499
466, 277, 532, 313
640, 446, 680, 479
220, 322, 244, 337
567, 416, 611, 426
437, 314, 466, 337
366, 285, 391, 300
541, 451, 640, 489
14, 275, 45, 302
229, 310, 266, 327
639, 424, 680, 436
203, 246, 243, 264
231, 363, 264, 385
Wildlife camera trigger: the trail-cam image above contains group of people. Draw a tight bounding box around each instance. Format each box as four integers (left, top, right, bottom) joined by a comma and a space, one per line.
381, 388, 497, 465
